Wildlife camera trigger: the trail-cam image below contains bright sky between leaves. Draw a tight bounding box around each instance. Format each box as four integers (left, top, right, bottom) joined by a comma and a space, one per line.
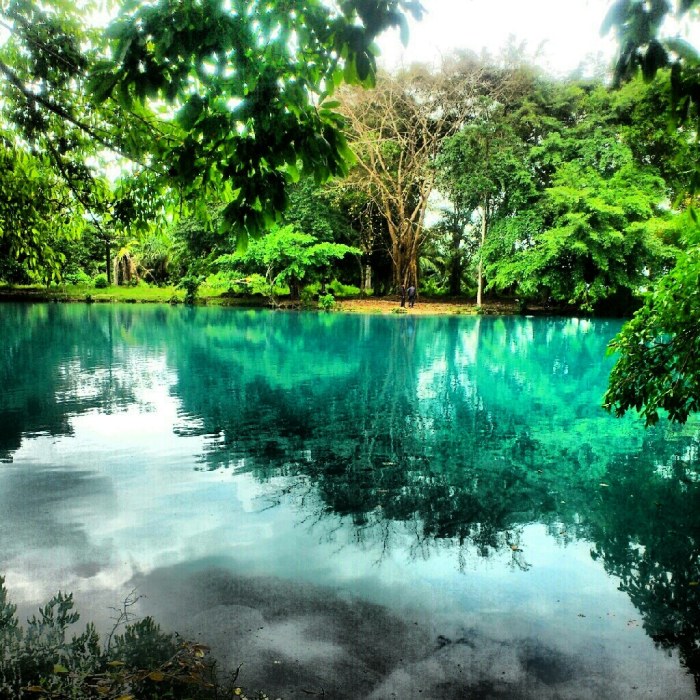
377, 0, 618, 75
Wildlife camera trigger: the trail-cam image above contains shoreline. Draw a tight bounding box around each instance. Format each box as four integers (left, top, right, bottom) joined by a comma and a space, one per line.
0, 285, 534, 316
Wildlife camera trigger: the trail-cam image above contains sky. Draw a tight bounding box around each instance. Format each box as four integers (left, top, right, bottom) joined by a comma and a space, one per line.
376, 0, 619, 76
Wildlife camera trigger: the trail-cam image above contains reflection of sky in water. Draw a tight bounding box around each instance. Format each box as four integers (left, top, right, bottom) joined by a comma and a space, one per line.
0, 368, 691, 695
1, 305, 698, 697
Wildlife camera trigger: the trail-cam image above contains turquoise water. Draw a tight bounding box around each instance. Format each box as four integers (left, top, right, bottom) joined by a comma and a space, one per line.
1, 303, 700, 698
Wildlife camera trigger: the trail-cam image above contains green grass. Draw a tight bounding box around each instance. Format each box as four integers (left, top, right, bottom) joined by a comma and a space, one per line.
0, 282, 265, 306
0, 279, 368, 306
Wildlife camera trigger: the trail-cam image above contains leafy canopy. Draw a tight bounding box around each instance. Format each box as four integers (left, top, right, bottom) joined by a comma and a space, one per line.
603, 0, 700, 422
487, 158, 674, 311
96, 0, 424, 242
216, 224, 360, 292
604, 220, 700, 425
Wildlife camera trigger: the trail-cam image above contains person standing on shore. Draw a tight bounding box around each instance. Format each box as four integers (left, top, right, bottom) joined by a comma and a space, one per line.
407, 284, 416, 308
399, 284, 406, 307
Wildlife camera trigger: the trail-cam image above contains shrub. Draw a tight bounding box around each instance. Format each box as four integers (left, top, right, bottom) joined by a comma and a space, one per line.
0, 576, 267, 700
244, 274, 272, 297
203, 272, 231, 291
178, 274, 205, 305
93, 273, 108, 289
300, 287, 316, 308
64, 269, 92, 286
328, 281, 360, 298
419, 278, 446, 298
318, 293, 336, 310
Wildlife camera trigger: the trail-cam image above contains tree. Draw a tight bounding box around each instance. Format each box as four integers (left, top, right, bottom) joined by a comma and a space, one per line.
95, 0, 424, 242
0, 0, 98, 280
487, 157, 676, 312
613, 73, 697, 201
605, 0, 700, 142
418, 207, 477, 297
216, 225, 359, 302
325, 176, 391, 294
338, 59, 486, 290
604, 225, 700, 425
0, 0, 423, 281
436, 98, 530, 305
0, 140, 86, 282
0, 0, 175, 283
468, 73, 688, 314
602, 0, 700, 422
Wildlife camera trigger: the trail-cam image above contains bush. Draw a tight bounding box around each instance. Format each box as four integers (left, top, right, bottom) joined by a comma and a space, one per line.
63, 269, 92, 286
93, 273, 108, 289
318, 293, 336, 310
419, 278, 446, 298
328, 281, 360, 298
243, 274, 272, 297
300, 287, 315, 308
202, 272, 232, 291
178, 274, 205, 305
0, 576, 268, 700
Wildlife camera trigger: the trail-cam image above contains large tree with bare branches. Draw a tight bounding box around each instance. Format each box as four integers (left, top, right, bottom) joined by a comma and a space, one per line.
337, 55, 535, 291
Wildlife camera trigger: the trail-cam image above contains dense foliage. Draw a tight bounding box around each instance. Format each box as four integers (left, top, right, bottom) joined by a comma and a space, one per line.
2, 0, 700, 423
95, 0, 424, 240
216, 224, 360, 302
604, 225, 700, 425
600, 0, 700, 423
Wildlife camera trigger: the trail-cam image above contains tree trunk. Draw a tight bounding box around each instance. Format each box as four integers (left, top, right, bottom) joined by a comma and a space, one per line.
392, 239, 408, 288
476, 201, 488, 307
105, 240, 111, 285
449, 228, 462, 296
362, 264, 372, 294
391, 223, 420, 290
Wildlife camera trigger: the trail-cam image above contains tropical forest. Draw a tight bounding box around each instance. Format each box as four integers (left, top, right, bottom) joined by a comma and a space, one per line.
2, 0, 700, 698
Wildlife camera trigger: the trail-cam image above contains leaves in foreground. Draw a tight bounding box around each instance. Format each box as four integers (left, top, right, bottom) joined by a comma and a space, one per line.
0, 575, 268, 700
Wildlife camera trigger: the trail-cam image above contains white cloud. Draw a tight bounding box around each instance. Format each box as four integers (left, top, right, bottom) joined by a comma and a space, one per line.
376, 0, 617, 76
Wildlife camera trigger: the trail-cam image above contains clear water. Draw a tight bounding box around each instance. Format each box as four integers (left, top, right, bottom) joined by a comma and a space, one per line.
2, 302, 700, 698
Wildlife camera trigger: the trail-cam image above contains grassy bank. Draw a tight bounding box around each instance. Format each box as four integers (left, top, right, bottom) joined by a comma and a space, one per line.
0, 282, 264, 307
0, 282, 519, 315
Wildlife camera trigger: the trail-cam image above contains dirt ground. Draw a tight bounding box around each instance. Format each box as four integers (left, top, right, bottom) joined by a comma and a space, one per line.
335, 296, 518, 315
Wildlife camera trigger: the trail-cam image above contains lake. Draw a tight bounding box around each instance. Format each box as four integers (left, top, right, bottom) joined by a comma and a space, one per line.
1, 302, 699, 699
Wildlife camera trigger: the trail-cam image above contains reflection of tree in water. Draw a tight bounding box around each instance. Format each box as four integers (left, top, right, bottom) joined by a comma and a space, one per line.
590, 432, 700, 691
171, 313, 649, 561
7, 304, 700, 683
168, 310, 700, 675
0, 304, 144, 459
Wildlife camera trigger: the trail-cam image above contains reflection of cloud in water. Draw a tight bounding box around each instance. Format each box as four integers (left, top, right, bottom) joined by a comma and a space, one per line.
129, 564, 694, 700
3, 307, 700, 696
0, 466, 116, 602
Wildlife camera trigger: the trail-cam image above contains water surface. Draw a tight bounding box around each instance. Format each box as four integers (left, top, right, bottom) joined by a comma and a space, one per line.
1, 303, 700, 698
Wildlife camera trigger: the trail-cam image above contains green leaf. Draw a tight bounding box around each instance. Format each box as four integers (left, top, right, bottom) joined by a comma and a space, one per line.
664, 37, 700, 65
356, 51, 371, 82
600, 0, 630, 37
236, 229, 249, 254
177, 95, 205, 130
